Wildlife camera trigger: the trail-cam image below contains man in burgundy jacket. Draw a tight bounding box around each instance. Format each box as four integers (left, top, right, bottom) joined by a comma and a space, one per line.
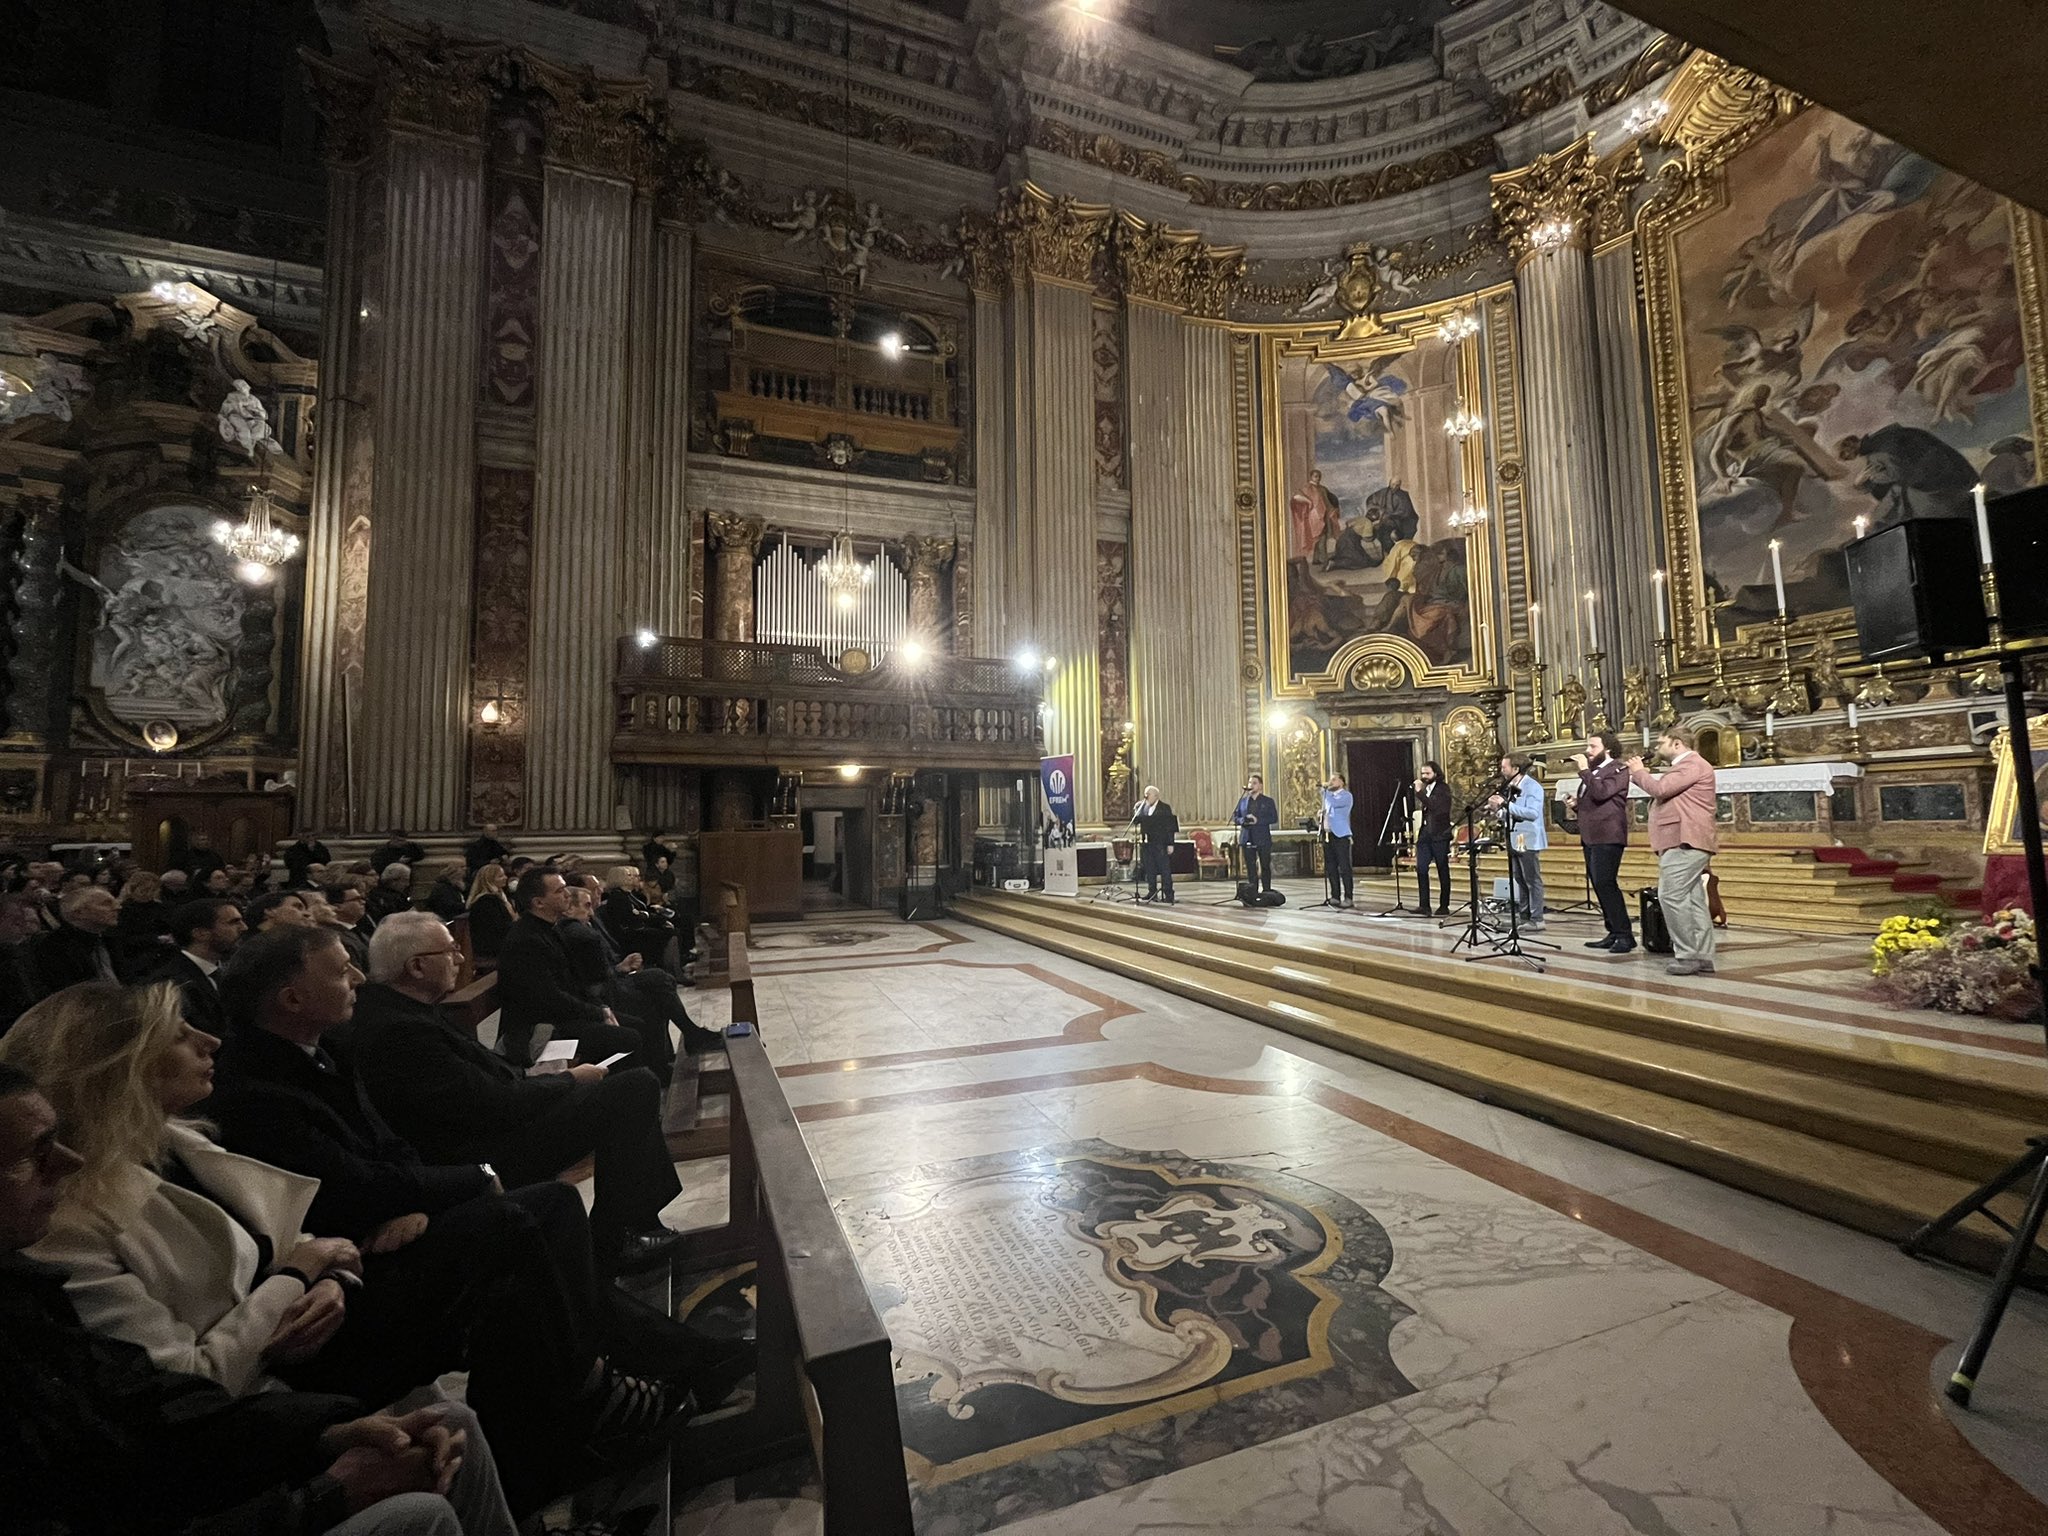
1627, 725, 1720, 975
1569, 730, 1635, 954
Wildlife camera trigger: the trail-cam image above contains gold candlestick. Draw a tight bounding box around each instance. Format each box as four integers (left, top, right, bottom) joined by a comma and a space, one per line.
1768, 614, 1807, 716
1584, 649, 1609, 731
1529, 660, 1549, 744
1651, 636, 1679, 729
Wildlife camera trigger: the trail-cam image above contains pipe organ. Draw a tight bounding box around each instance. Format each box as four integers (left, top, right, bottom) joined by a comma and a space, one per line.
755, 535, 910, 661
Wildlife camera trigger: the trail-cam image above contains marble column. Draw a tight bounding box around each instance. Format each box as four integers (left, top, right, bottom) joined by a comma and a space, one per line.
706, 511, 765, 642
1593, 238, 1661, 699
621, 205, 693, 638
355, 128, 485, 834
904, 535, 953, 645
1494, 141, 1620, 714
967, 259, 1011, 659
525, 161, 632, 834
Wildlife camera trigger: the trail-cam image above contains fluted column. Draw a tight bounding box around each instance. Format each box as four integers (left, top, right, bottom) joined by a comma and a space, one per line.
963, 218, 1012, 661
1593, 238, 1660, 693
356, 129, 485, 833
525, 162, 632, 833
706, 512, 765, 641
621, 206, 693, 636
1124, 298, 1194, 816
1181, 320, 1242, 821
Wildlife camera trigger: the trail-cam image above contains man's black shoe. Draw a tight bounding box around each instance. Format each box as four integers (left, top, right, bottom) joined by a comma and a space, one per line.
682, 1025, 725, 1054
616, 1227, 685, 1274
1585, 935, 1618, 950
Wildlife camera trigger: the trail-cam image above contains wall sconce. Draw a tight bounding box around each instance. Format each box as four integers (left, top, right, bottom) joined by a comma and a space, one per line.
837, 763, 861, 781
479, 699, 503, 728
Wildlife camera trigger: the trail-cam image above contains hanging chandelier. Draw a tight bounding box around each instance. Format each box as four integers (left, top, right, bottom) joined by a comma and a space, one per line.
1448, 494, 1488, 533
1437, 308, 1480, 344
1442, 401, 1485, 441
817, 528, 872, 611
1528, 217, 1576, 254
212, 488, 299, 583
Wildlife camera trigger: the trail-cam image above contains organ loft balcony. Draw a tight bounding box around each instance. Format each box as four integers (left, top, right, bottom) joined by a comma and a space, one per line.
610, 636, 1047, 772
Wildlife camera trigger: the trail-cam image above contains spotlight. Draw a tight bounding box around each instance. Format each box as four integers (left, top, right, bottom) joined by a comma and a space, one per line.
837, 763, 861, 780
635, 628, 658, 649
1016, 647, 1041, 672
899, 638, 927, 666
879, 332, 903, 359
1267, 707, 1293, 731
358, 304, 371, 320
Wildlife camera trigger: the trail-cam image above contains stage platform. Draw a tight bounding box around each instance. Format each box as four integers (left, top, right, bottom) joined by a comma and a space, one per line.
956, 880, 2048, 1268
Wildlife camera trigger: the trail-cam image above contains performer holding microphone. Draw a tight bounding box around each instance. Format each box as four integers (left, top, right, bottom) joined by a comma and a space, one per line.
1131, 784, 1179, 905
1486, 754, 1547, 929
1411, 761, 1453, 917
1568, 730, 1635, 953
1321, 774, 1355, 909
1233, 774, 1279, 895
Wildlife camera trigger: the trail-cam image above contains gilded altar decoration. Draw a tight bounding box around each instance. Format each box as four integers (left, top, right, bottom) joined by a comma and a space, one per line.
1442, 706, 1496, 805
1642, 53, 2041, 653
1261, 298, 1505, 695
1279, 716, 1325, 825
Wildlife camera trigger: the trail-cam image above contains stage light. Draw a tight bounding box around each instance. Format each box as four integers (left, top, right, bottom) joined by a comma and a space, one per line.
837, 763, 861, 780
879, 332, 903, 359
1267, 707, 1293, 731
899, 638, 927, 666
635, 628, 658, 649
1016, 646, 1041, 671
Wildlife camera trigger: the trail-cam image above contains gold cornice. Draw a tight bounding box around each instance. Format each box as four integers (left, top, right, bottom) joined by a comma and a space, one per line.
1654, 53, 1807, 180
1182, 134, 1496, 213
1028, 120, 1180, 189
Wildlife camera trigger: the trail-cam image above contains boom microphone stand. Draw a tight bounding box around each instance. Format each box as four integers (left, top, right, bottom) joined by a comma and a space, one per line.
1372, 787, 1415, 918
1898, 648, 2048, 1405
1468, 803, 1551, 971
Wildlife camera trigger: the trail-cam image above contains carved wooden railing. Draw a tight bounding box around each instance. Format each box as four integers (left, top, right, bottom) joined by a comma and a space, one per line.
613, 636, 1045, 769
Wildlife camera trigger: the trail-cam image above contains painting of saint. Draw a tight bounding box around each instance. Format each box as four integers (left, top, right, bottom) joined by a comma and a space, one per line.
1273, 341, 1472, 681
1675, 109, 2033, 630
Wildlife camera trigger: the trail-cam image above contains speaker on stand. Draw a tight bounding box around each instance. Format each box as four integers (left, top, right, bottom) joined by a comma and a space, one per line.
1843, 518, 1990, 662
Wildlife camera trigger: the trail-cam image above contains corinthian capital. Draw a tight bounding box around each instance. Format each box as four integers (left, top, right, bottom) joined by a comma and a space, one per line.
531, 58, 661, 181
1491, 137, 1611, 264
955, 210, 1010, 297
997, 183, 1112, 287
1111, 214, 1245, 319
705, 509, 766, 554
367, 19, 496, 140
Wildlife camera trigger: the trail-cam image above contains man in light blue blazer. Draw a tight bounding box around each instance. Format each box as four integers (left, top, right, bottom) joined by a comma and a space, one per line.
1486, 753, 1548, 928
1320, 774, 1355, 908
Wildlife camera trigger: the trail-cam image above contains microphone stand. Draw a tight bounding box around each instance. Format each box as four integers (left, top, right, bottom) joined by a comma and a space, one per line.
1447, 802, 1498, 954
1302, 800, 1342, 912
1470, 800, 1553, 970
1372, 786, 1415, 918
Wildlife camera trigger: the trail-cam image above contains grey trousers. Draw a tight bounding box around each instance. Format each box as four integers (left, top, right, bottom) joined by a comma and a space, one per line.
331, 1494, 462, 1536
1657, 846, 1715, 964
331, 1398, 518, 1536
1510, 848, 1544, 920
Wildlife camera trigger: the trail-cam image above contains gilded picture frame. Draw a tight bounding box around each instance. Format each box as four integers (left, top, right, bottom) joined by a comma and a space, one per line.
1635, 53, 2048, 669
1257, 286, 1514, 700
1983, 714, 2048, 857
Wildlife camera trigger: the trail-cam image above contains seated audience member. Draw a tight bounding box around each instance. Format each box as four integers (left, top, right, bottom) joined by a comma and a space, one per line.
366, 865, 413, 925
370, 831, 426, 876
320, 885, 372, 971
600, 866, 675, 964
464, 865, 514, 965
151, 898, 246, 1036
0, 1060, 519, 1536
283, 831, 333, 889
251, 889, 316, 933
353, 914, 684, 1273
185, 831, 228, 885
640, 832, 678, 875
31, 885, 121, 993
568, 879, 711, 1061
202, 867, 237, 900
113, 870, 175, 981
159, 867, 191, 903
463, 826, 510, 878
421, 862, 468, 922
206, 931, 689, 1509
0, 894, 40, 1038
493, 870, 644, 1070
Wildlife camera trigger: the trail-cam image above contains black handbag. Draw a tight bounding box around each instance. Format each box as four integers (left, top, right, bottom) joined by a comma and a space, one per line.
1638, 887, 1673, 954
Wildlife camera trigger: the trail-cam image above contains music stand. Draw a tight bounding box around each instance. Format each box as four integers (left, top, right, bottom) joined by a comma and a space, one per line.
1371, 786, 1417, 918
1465, 805, 1553, 971
1447, 803, 1503, 954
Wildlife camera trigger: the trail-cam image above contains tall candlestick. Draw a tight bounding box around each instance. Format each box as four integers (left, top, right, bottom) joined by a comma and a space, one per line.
1529, 602, 1541, 659
1650, 569, 1667, 640
1768, 539, 1787, 616
1974, 482, 1993, 567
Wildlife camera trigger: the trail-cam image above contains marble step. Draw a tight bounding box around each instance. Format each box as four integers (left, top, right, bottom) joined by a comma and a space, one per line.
1342, 877, 1895, 936
957, 897, 2033, 1262
980, 894, 2040, 1179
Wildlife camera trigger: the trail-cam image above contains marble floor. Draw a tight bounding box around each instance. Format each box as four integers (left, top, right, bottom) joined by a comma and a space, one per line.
667, 912, 2048, 1536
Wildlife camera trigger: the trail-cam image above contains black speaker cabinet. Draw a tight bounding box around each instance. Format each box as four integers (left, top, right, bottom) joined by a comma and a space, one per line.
1988, 485, 2048, 639
1844, 518, 1988, 663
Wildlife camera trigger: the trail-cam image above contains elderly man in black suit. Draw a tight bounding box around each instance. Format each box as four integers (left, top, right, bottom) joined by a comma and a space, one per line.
149, 897, 246, 1035
351, 913, 684, 1276
1129, 785, 1180, 904
493, 869, 647, 1072
29, 885, 121, 993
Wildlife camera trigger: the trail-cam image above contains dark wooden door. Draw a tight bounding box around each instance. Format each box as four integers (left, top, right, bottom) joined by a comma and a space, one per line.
1345, 739, 1415, 869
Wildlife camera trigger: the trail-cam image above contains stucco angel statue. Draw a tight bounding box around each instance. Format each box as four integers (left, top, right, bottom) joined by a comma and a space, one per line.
216, 379, 280, 459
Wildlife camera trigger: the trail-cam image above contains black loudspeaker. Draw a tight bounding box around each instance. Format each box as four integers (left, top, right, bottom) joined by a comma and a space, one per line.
1844, 519, 1988, 663
1988, 485, 2048, 639
1255, 889, 1287, 908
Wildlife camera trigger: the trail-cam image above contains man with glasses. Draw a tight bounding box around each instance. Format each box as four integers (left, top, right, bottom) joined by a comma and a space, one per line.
347, 913, 683, 1277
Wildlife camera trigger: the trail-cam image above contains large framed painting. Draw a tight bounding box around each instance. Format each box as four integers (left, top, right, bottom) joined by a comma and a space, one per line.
1985, 715, 2048, 856
1260, 298, 1508, 695
1641, 57, 2048, 652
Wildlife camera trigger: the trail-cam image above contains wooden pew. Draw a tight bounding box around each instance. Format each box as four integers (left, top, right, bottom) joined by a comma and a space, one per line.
673, 933, 914, 1534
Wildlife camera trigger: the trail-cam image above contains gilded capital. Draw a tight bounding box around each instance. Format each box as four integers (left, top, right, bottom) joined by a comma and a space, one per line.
532, 59, 660, 181
301, 53, 378, 164
1491, 138, 1607, 264
997, 183, 1112, 287
705, 509, 766, 554
368, 20, 495, 140
955, 210, 1010, 298
1111, 213, 1245, 318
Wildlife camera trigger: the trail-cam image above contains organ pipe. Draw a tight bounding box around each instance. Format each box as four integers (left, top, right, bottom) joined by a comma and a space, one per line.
755, 534, 910, 660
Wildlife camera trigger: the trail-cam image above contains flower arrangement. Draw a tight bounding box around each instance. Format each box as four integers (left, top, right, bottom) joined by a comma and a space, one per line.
1871, 909, 2039, 1019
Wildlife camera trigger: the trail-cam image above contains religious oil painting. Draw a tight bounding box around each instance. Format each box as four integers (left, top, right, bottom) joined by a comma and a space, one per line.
1268, 333, 1477, 687
1984, 715, 2048, 857
1673, 107, 2036, 632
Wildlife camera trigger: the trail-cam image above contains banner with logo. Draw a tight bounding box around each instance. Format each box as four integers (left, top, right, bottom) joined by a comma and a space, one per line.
1040, 754, 1076, 844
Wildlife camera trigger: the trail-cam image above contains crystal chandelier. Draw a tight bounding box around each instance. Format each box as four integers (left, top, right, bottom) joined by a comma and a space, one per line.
1528, 217, 1576, 254
817, 528, 872, 611
1448, 494, 1488, 533
1621, 98, 1668, 138
212, 489, 299, 583
1442, 401, 1485, 441
1437, 308, 1480, 344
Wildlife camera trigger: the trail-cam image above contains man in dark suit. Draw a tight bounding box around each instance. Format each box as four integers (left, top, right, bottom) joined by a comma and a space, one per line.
351, 913, 683, 1274
0, 1063, 520, 1536
566, 878, 710, 1063
1411, 761, 1454, 917
1232, 774, 1280, 895
183, 830, 228, 885
493, 870, 644, 1070
1130, 785, 1180, 904
150, 897, 247, 1035
29, 885, 120, 994
281, 831, 332, 888
370, 831, 426, 876
462, 826, 511, 878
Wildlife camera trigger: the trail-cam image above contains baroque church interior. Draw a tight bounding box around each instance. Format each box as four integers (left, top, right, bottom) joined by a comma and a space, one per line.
2, 1, 2046, 1533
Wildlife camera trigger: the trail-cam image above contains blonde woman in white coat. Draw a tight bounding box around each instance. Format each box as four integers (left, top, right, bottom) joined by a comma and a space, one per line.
0, 980, 361, 1394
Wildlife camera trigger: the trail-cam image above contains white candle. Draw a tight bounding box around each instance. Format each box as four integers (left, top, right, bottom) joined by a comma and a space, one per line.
1651, 570, 1667, 640
1974, 482, 1993, 566
1847, 701, 1859, 729
1768, 540, 1787, 616
1642, 724, 1653, 749
1764, 710, 1775, 738
1479, 620, 1490, 656
1853, 515, 1868, 540
1584, 589, 1597, 630
1529, 603, 1542, 659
